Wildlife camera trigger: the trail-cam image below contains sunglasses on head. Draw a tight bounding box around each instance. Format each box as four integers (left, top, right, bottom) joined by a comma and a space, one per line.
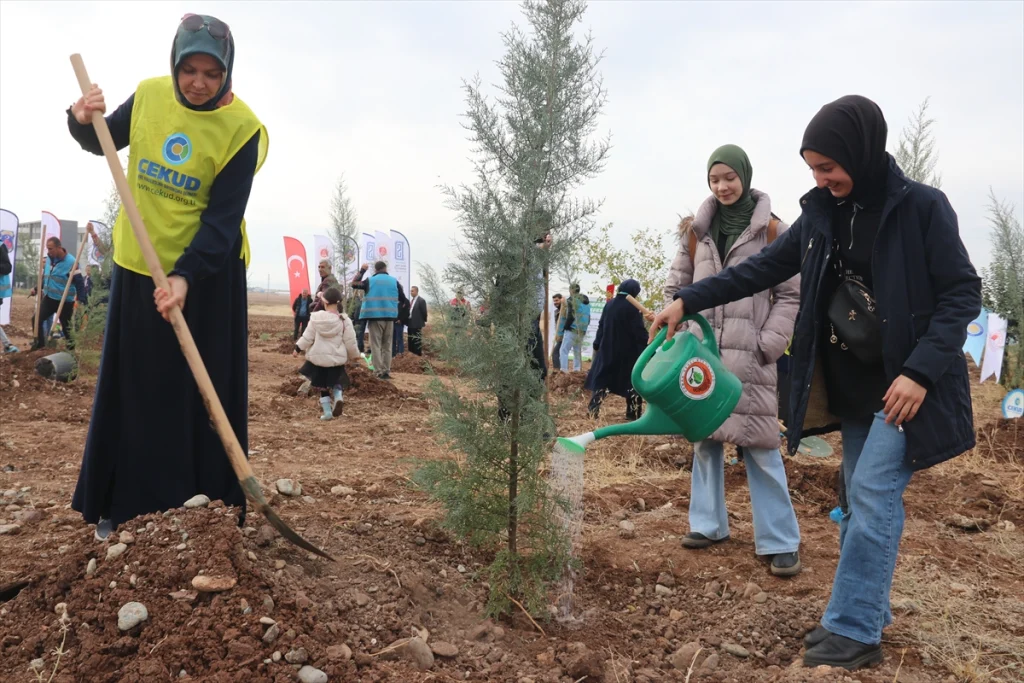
180, 14, 230, 40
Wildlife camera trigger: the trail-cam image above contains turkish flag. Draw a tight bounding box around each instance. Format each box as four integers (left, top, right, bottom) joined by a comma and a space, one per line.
283, 237, 311, 303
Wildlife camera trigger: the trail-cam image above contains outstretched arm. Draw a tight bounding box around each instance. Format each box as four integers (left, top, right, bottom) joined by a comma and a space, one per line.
651, 219, 805, 341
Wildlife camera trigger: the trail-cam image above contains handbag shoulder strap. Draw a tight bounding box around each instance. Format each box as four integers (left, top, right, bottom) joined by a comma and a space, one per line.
688, 229, 698, 270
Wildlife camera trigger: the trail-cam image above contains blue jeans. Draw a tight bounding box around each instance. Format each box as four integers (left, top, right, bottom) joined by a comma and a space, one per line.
689, 439, 800, 555
559, 329, 583, 371
822, 411, 913, 645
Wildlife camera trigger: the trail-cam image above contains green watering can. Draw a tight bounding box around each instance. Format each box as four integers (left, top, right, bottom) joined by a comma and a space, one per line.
556, 314, 743, 455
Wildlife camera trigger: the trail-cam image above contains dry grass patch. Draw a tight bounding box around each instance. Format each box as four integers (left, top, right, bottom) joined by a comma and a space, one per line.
891, 551, 1024, 682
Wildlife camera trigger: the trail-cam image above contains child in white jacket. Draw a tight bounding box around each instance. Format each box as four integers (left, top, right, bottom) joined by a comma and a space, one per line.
293, 287, 360, 420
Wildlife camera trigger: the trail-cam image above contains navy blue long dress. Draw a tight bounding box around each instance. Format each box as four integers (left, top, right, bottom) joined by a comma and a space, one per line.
68, 95, 258, 527
584, 280, 648, 397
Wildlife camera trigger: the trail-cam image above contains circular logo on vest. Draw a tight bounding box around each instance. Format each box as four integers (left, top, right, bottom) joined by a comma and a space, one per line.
966, 321, 984, 337
162, 132, 192, 165
680, 358, 715, 401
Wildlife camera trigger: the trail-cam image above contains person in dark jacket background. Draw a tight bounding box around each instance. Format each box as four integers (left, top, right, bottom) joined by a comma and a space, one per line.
584, 279, 648, 421
651, 95, 981, 671
292, 288, 313, 340
407, 285, 428, 355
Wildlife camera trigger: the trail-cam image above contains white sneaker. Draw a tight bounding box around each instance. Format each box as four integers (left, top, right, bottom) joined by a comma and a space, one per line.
94, 517, 114, 541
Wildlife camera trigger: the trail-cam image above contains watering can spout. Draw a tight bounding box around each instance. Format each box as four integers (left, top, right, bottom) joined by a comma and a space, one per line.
592, 404, 680, 440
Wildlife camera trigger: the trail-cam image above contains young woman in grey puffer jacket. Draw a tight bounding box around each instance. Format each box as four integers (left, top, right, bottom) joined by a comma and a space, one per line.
663, 144, 801, 577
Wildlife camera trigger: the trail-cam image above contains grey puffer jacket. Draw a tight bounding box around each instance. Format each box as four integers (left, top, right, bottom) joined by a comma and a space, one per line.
662, 190, 800, 448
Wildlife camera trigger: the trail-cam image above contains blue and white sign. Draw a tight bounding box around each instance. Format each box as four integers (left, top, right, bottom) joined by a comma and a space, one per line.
1002, 389, 1024, 420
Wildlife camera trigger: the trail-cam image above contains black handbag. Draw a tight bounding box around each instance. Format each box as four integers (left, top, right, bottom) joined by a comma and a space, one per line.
827, 245, 882, 366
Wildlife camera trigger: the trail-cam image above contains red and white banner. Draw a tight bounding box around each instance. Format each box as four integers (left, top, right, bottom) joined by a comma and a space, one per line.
0, 208, 18, 325
980, 312, 1008, 384
374, 230, 392, 269
313, 234, 333, 272
41, 210, 61, 242
283, 236, 311, 303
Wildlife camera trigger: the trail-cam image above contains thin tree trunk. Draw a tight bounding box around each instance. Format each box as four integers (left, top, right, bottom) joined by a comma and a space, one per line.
508, 387, 519, 557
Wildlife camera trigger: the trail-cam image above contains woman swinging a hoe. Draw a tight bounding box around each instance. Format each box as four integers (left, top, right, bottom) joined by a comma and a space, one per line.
68, 14, 268, 539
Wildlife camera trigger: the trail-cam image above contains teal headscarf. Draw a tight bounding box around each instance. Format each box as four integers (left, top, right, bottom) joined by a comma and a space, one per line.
170, 14, 234, 112
707, 144, 756, 257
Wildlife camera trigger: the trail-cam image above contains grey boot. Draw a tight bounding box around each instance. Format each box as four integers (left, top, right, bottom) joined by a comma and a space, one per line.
319, 396, 333, 421
331, 387, 344, 417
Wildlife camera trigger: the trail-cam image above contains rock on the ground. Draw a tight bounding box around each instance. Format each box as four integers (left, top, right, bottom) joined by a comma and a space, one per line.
721, 642, 749, 658
262, 623, 281, 644
430, 641, 459, 658
117, 602, 148, 631
669, 642, 702, 670
106, 543, 128, 561
275, 479, 301, 497
297, 666, 328, 683
183, 494, 211, 509
119, 531, 135, 545
563, 643, 603, 679
655, 584, 673, 597
12, 509, 43, 524
86, 558, 97, 575
742, 582, 762, 599
285, 647, 309, 664
353, 591, 371, 607
701, 653, 720, 671
192, 575, 237, 593
331, 485, 356, 496
326, 644, 352, 661
0, 524, 20, 535
604, 656, 634, 682
618, 520, 636, 539
656, 572, 676, 588
402, 637, 434, 671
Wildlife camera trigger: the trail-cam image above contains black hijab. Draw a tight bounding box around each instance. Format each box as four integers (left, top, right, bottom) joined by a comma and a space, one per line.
169, 15, 235, 112
799, 95, 889, 205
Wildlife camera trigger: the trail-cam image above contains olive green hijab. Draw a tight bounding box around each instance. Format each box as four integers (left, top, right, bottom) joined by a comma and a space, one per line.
707, 144, 756, 257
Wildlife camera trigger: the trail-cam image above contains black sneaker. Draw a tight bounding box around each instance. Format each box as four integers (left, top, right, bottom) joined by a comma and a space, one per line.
803, 634, 883, 670
680, 532, 730, 549
803, 626, 830, 648
770, 551, 802, 577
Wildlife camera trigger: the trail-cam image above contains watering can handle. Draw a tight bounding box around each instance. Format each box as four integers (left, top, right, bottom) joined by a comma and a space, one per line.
631, 314, 719, 389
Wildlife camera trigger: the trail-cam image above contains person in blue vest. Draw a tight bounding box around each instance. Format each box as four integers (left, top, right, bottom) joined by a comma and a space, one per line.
352, 260, 406, 380
0, 240, 16, 353
29, 237, 77, 351
557, 283, 591, 372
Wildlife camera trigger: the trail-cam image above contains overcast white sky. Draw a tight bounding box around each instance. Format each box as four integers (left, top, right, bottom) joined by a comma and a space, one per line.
1, 0, 1022, 296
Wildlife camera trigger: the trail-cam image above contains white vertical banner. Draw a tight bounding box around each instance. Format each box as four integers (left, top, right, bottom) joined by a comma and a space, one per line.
41, 211, 62, 241
581, 296, 604, 361
87, 220, 107, 267
390, 230, 411, 295
313, 234, 334, 277
360, 232, 375, 281
0, 208, 18, 325
374, 230, 393, 269
980, 313, 1008, 383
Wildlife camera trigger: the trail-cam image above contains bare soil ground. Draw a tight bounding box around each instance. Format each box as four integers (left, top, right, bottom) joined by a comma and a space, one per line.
1, 302, 1021, 683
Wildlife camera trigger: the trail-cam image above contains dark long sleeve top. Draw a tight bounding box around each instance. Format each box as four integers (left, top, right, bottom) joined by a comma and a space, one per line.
67, 94, 259, 287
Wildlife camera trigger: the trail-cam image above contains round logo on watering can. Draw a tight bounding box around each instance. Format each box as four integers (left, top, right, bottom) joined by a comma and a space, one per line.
680, 358, 716, 400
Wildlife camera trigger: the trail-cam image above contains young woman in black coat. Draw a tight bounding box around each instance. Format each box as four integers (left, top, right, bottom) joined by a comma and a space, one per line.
584, 279, 648, 420
652, 96, 981, 671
